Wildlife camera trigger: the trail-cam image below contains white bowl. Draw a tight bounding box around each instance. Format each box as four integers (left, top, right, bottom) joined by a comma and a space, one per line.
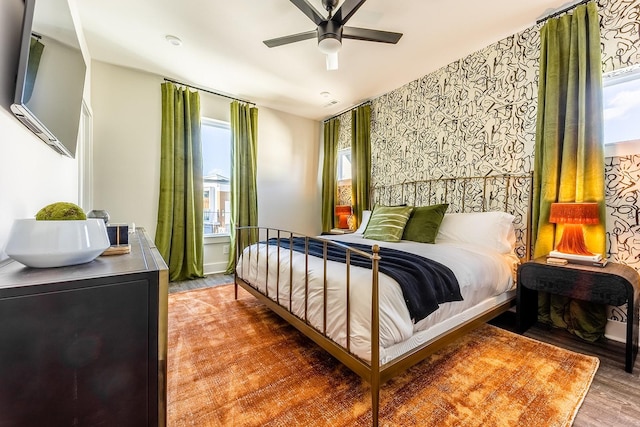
5, 219, 110, 268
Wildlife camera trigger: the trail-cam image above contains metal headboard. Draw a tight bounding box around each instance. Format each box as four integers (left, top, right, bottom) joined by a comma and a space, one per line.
371, 173, 534, 260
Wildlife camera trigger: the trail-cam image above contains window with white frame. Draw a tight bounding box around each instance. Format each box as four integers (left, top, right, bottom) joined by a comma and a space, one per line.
202, 118, 231, 236
603, 65, 640, 155
337, 148, 352, 182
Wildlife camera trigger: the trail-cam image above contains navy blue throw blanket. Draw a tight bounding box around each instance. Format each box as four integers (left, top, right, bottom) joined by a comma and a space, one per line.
266, 237, 462, 323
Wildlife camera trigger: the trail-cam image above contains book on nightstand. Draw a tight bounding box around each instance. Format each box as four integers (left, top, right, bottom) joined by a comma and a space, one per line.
546, 255, 608, 268
329, 228, 354, 234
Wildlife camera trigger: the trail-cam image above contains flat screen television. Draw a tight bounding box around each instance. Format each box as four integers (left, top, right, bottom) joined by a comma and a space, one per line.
11, 0, 87, 158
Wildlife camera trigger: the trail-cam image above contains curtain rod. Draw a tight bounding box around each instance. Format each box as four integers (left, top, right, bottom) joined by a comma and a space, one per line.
323, 100, 372, 123
536, 0, 592, 24
163, 78, 254, 105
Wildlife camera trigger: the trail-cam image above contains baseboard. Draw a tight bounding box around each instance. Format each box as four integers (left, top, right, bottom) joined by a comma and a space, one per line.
604, 319, 626, 343
204, 261, 229, 275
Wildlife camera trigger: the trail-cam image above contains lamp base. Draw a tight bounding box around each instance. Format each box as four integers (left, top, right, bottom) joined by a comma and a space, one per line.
555, 223, 596, 255
548, 250, 602, 262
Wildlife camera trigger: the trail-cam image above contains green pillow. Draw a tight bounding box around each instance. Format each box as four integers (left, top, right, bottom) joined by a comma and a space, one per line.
363, 205, 413, 242
402, 204, 449, 243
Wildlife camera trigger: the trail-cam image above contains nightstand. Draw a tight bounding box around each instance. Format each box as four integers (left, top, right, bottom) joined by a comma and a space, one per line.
517, 257, 639, 373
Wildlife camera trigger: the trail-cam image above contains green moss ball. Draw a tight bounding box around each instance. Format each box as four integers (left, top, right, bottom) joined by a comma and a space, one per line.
35, 202, 87, 221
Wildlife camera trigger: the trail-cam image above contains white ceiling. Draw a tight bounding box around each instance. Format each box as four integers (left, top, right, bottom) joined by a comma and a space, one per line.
77, 0, 580, 121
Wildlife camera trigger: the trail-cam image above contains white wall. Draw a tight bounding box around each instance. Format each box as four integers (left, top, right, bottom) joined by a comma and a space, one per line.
257, 108, 321, 236
0, 0, 81, 261
90, 61, 162, 234
90, 61, 321, 274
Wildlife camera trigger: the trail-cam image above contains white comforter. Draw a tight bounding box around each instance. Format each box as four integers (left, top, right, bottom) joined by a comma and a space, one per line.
236, 233, 517, 363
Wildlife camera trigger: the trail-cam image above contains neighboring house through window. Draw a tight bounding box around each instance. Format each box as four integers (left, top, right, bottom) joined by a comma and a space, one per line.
202, 118, 231, 235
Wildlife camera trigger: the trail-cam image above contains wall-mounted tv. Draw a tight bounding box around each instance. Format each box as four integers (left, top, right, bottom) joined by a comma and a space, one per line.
11, 0, 87, 158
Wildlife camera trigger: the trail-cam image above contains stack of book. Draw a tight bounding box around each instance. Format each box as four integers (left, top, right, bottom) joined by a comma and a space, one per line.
547, 251, 608, 267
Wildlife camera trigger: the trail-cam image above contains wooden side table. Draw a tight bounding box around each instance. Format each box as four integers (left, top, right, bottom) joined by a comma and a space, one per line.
517, 257, 639, 373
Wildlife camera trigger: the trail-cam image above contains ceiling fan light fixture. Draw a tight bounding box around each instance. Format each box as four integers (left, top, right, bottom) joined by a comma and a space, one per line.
318, 37, 341, 54
326, 52, 339, 71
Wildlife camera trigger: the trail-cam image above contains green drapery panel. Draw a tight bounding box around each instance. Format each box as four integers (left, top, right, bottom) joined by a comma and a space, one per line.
226, 101, 259, 274
351, 104, 371, 228
321, 118, 340, 233
532, 2, 607, 341
155, 82, 204, 282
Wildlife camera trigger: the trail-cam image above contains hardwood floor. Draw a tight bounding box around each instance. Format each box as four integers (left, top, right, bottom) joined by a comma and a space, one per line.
171, 274, 640, 426
491, 311, 640, 426
168, 273, 233, 294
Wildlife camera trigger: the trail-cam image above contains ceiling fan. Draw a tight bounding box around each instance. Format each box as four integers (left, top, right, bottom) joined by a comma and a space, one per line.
263, 0, 403, 70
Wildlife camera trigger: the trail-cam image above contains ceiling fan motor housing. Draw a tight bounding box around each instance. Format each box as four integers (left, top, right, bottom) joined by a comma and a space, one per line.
318, 20, 343, 44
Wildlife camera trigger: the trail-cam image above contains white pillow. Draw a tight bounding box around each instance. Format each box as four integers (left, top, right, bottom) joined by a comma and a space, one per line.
354, 210, 372, 234
435, 211, 516, 253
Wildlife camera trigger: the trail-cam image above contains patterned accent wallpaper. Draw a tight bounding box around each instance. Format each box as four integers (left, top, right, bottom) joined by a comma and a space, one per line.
334, 0, 640, 322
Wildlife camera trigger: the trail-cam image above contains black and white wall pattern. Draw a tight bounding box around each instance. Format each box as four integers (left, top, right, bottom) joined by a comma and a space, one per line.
335, 0, 638, 323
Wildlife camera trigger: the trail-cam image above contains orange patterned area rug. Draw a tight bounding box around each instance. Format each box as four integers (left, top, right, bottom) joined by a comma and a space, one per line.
167, 285, 599, 426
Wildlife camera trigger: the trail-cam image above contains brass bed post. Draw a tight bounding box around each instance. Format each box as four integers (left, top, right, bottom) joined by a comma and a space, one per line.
265, 229, 269, 299
304, 237, 310, 323
276, 230, 281, 305
461, 178, 466, 212
323, 240, 328, 335
371, 244, 381, 427
346, 250, 352, 353
234, 226, 240, 300
289, 233, 294, 312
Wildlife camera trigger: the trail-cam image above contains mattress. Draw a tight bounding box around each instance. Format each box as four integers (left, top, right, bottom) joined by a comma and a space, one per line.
236, 233, 518, 364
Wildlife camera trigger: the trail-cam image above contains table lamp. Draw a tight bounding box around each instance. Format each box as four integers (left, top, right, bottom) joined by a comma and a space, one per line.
548, 202, 601, 261
335, 205, 352, 229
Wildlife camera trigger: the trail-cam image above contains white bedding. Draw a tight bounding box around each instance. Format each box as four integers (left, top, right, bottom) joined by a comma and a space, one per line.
236, 233, 518, 364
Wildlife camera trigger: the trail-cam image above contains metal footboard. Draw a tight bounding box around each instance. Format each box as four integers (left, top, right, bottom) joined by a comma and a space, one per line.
233, 226, 384, 425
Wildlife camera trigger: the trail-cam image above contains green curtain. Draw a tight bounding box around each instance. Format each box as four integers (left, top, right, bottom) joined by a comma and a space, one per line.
155, 82, 204, 282
321, 118, 340, 232
532, 1, 607, 341
225, 101, 259, 274
351, 104, 371, 228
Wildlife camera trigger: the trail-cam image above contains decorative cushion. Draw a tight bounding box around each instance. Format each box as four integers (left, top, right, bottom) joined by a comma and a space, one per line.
363, 205, 413, 242
435, 211, 516, 253
402, 204, 449, 243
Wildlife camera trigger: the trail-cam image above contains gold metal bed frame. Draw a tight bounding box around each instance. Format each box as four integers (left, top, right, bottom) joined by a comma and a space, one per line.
234, 173, 532, 426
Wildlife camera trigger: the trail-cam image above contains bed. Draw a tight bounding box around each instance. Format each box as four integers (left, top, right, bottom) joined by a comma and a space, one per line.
234, 174, 531, 426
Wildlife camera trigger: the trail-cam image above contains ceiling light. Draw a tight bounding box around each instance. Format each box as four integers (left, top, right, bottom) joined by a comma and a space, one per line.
325, 53, 338, 71
318, 37, 341, 54
320, 91, 331, 98
165, 35, 182, 46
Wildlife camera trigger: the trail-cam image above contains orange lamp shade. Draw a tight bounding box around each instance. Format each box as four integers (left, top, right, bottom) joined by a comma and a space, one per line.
335, 205, 352, 229
548, 202, 599, 255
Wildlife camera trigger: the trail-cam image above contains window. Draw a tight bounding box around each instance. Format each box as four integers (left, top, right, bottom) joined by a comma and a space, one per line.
202, 118, 231, 235
603, 66, 640, 151
337, 148, 352, 182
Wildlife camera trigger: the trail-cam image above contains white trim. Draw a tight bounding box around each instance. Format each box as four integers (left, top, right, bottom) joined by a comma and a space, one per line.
202, 117, 229, 129
604, 139, 640, 158
78, 100, 93, 211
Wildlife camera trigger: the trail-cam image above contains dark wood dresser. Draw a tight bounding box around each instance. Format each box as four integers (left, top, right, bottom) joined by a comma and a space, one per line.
0, 228, 168, 426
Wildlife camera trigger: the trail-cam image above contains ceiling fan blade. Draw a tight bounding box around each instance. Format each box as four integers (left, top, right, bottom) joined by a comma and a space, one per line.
290, 0, 325, 25
263, 30, 317, 48
342, 27, 403, 44
331, 0, 367, 25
